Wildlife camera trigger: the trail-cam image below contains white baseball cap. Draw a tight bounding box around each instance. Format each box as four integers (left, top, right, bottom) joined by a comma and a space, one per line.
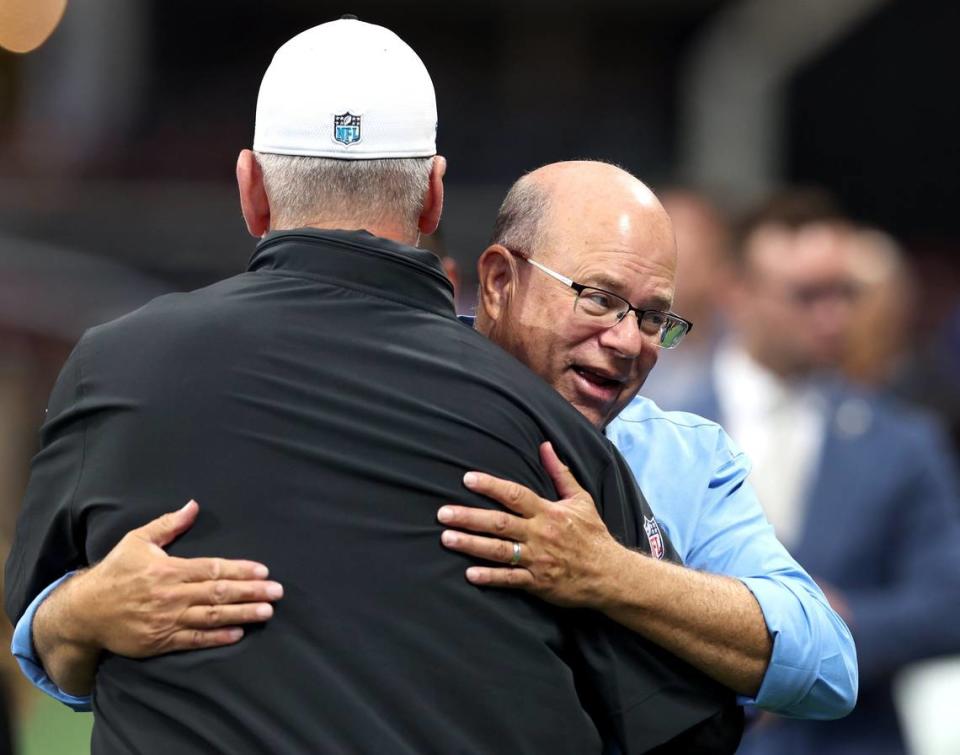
253, 18, 437, 159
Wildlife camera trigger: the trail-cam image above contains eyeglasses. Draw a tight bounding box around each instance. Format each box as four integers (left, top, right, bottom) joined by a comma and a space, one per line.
508, 248, 693, 349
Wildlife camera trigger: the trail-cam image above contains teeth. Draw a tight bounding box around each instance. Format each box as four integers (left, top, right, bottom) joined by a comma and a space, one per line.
575, 367, 616, 386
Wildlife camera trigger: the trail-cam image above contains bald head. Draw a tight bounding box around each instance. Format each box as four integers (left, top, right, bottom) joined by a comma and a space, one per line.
492, 162, 674, 262
479, 161, 678, 428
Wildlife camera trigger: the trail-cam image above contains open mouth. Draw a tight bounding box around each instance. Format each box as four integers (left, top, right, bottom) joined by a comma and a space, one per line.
572, 365, 622, 390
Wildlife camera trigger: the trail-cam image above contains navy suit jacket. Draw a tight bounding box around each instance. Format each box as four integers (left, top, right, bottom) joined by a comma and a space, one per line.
679, 369, 960, 755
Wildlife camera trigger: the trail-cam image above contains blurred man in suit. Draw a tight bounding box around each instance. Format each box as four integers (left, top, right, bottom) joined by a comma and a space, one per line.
673, 191, 960, 754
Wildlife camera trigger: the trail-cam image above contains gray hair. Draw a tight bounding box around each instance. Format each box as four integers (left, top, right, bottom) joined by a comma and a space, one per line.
489, 177, 552, 255
255, 152, 433, 232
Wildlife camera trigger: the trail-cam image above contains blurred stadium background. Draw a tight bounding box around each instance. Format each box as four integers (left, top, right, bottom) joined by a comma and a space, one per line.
0, 0, 957, 753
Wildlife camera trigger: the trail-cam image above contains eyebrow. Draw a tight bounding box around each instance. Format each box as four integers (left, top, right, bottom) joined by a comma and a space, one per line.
583, 274, 626, 293
581, 275, 673, 312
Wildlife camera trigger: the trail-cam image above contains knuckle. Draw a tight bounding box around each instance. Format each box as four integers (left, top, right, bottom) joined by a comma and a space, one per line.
507, 483, 523, 504
211, 580, 229, 604
143, 621, 169, 648
206, 606, 222, 625
149, 563, 178, 587
550, 516, 572, 537
208, 559, 222, 580
542, 560, 560, 581
546, 506, 567, 524
144, 609, 168, 633
150, 588, 174, 609
494, 513, 510, 533
191, 630, 205, 647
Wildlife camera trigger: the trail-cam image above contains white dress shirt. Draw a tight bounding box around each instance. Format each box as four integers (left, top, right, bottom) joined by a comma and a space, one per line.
714, 340, 827, 549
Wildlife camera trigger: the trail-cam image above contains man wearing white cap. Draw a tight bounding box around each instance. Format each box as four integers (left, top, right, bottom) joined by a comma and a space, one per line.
5, 18, 742, 754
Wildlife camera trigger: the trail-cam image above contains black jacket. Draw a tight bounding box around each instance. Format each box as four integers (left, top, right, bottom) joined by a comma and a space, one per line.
6, 229, 740, 754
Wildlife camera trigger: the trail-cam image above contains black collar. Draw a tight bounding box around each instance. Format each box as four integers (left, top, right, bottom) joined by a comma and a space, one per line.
248, 229, 455, 317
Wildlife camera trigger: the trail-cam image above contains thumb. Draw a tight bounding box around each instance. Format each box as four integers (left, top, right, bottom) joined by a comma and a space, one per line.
540, 442, 587, 500
135, 500, 200, 547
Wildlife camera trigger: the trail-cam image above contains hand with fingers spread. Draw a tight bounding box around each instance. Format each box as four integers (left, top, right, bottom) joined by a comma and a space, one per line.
33, 500, 282, 695
438, 441, 630, 609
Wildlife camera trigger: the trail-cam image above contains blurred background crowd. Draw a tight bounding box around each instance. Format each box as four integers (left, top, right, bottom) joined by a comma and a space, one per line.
1, 0, 958, 753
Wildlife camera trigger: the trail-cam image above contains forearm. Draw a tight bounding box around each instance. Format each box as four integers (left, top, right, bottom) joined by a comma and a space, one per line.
596, 546, 772, 696
33, 572, 101, 696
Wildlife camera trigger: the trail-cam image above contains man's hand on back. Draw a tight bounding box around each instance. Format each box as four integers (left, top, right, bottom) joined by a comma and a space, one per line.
437, 441, 630, 609
438, 441, 772, 696
33, 500, 282, 695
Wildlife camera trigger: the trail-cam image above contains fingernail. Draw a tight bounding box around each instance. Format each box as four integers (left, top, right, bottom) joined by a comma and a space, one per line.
253, 564, 270, 579
437, 506, 453, 522
256, 604, 273, 619
182, 500, 196, 511
441, 530, 458, 546
266, 582, 284, 599
465, 567, 484, 583
228, 628, 244, 641
463, 472, 478, 487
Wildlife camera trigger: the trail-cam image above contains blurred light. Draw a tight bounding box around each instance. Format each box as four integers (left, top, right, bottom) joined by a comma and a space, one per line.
0, 0, 67, 54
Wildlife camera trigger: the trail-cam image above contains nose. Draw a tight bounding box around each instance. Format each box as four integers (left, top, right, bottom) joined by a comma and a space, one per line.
597, 313, 647, 358
811, 295, 855, 339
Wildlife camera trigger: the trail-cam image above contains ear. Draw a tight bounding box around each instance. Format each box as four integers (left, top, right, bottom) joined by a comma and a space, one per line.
236, 149, 271, 238
418, 155, 446, 236
477, 244, 519, 328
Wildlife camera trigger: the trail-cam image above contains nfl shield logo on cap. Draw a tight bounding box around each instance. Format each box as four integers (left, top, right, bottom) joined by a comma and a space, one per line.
334, 113, 362, 146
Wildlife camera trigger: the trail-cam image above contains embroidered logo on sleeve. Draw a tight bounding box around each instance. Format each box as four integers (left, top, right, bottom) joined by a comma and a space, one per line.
643, 515, 665, 560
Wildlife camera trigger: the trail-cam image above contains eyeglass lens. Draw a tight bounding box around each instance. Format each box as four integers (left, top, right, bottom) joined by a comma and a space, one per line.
573, 288, 688, 348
